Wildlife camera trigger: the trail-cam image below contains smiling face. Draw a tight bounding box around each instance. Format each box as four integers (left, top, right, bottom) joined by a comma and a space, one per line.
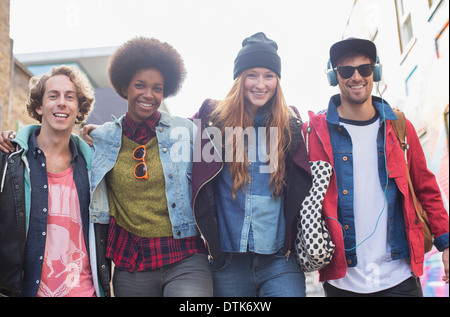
122, 68, 164, 123
337, 54, 374, 107
36, 74, 81, 134
243, 67, 278, 115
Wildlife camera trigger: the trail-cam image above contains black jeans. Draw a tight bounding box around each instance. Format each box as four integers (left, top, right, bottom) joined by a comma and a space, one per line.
323, 277, 423, 297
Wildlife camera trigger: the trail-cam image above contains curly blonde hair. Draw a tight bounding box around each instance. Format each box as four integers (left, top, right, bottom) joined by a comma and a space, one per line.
26, 65, 95, 124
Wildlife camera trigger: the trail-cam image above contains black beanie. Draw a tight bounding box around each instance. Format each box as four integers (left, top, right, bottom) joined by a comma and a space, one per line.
233, 32, 281, 79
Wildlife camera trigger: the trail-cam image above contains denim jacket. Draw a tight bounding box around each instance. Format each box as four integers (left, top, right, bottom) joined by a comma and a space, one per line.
326, 95, 409, 267
89, 111, 199, 239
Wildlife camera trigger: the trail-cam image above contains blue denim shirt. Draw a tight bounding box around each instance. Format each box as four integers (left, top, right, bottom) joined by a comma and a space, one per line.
89, 111, 200, 239
214, 108, 285, 254
22, 128, 90, 297
326, 95, 410, 267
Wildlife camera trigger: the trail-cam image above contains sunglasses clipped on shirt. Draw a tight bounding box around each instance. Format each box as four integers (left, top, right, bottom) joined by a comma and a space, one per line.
334, 63, 375, 79
133, 145, 148, 179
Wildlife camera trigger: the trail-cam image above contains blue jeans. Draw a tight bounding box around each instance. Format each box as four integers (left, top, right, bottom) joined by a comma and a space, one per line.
211, 252, 305, 297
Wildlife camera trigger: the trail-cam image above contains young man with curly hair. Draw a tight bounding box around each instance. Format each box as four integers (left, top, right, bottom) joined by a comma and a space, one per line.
0, 65, 102, 297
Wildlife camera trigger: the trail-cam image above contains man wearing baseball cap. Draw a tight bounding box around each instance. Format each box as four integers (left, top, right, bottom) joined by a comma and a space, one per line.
304, 38, 449, 297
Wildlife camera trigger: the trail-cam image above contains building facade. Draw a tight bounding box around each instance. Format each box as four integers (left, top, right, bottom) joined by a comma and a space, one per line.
3, 0, 167, 133
343, 0, 449, 210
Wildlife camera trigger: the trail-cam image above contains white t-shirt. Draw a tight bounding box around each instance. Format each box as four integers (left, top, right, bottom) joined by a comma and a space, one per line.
329, 115, 411, 293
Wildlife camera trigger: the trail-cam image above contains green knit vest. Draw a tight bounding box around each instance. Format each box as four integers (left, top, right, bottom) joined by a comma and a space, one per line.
106, 136, 172, 238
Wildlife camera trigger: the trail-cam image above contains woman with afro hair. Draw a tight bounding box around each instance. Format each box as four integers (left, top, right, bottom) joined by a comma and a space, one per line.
84, 37, 212, 297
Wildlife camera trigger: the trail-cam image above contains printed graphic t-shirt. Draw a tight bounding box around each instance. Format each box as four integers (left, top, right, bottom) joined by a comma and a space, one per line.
37, 166, 95, 297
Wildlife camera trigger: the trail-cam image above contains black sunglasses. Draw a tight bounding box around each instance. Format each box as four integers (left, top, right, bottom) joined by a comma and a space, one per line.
335, 64, 375, 79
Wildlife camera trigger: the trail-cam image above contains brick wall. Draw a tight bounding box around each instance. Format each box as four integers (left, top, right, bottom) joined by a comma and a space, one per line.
11, 60, 35, 130
0, 0, 12, 131
0, 0, 34, 132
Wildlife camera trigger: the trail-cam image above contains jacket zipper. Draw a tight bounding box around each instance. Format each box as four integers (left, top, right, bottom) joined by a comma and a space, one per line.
285, 228, 294, 260
192, 124, 224, 260
285, 250, 291, 261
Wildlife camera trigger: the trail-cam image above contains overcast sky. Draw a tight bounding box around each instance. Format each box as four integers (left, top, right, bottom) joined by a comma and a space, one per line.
10, 0, 355, 119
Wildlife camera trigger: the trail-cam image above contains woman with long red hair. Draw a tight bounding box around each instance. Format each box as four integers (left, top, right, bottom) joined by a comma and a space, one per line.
191, 32, 312, 297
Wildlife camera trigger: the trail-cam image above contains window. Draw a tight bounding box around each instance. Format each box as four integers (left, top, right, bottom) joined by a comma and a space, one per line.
395, 0, 415, 54
27, 62, 81, 77
428, 0, 443, 21
435, 21, 449, 58
428, 0, 441, 9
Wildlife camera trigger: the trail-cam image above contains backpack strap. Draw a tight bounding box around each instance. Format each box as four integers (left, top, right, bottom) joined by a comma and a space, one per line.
389, 109, 430, 228
390, 109, 408, 152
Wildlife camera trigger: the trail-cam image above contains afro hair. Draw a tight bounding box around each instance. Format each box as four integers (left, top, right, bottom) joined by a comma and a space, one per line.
108, 37, 186, 99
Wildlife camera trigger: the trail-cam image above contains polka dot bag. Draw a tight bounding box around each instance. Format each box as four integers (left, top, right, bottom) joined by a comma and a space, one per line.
295, 122, 335, 272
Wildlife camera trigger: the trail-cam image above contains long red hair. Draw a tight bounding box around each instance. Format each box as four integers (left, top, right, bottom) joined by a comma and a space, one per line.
211, 69, 292, 199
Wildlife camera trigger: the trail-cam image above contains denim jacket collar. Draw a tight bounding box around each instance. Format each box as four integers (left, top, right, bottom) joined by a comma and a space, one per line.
326, 94, 398, 126
158, 111, 174, 127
